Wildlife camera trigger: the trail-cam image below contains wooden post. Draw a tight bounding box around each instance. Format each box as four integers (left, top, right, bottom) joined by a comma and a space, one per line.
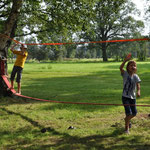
0, 56, 12, 96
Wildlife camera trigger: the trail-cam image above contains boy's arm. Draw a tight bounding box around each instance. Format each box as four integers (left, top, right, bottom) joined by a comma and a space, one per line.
21, 51, 28, 56
137, 82, 140, 97
10, 44, 17, 52
119, 54, 131, 74
119, 60, 126, 74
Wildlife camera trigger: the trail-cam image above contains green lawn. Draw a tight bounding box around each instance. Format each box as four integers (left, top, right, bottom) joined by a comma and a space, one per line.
0, 60, 150, 150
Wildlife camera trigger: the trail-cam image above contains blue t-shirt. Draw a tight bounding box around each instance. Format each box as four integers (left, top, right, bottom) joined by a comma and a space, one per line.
121, 71, 141, 99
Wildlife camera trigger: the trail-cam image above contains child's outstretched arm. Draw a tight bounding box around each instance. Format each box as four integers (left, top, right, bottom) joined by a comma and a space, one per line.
10, 44, 18, 52
137, 82, 141, 97
119, 53, 131, 74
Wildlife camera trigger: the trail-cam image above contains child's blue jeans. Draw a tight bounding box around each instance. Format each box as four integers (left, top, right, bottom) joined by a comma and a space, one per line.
122, 96, 137, 116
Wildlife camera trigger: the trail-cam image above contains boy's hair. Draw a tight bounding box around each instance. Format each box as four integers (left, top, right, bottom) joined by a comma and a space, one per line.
126, 60, 137, 73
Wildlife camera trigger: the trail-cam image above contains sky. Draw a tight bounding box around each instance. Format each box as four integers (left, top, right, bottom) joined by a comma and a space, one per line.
131, 0, 150, 35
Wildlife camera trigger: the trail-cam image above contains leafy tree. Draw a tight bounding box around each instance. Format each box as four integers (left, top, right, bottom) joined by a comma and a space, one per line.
80, 0, 145, 61
137, 40, 148, 61
145, 0, 150, 36
65, 44, 76, 59
36, 49, 48, 62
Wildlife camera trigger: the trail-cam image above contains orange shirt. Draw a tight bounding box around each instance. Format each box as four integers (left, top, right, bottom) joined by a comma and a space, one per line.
13, 50, 28, 68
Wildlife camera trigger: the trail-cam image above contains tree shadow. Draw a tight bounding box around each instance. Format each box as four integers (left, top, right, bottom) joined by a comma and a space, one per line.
1, 107, 150, 150
17, 68, 123, 111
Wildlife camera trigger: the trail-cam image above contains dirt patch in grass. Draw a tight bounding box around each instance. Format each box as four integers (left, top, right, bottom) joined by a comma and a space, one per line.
136, 113, 150, 119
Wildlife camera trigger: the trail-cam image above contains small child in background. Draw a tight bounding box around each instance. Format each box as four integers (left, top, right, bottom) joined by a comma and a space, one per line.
119, 53, 141, 134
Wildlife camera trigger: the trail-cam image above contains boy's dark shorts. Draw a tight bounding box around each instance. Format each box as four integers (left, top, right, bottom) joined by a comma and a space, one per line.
122, 96, 137, 116
10, 66, 23, 83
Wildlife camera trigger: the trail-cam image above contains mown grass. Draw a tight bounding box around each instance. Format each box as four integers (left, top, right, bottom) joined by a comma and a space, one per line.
0, 60, 150, 150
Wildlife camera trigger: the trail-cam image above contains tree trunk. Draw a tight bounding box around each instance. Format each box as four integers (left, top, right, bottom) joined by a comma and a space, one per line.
0, 0, 22, 97
101, 43, 108, 61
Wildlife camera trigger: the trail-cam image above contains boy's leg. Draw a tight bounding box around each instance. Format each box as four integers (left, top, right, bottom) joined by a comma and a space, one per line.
10, 80, 14, 89
17, 82, 21, 94
10, 66, 17, 89
122, 97, 133, 133
125, 115, 135, 131
16, 66, 23, 94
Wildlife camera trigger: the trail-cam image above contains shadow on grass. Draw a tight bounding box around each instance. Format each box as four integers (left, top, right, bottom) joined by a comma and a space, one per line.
20, 69, 122, 111
1, 107, 150, 150
0, 67, 124, 112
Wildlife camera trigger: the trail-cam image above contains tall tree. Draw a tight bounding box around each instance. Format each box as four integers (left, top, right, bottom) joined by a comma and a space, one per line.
145, 0, 150, 36
80, 0, 144, 61
0, 0, 22, 58
0, 0, 23, 96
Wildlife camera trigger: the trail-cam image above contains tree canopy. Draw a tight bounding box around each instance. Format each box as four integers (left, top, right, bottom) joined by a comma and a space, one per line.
0, 0, 149, 61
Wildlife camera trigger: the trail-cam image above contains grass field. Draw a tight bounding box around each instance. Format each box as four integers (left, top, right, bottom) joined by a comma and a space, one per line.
0, 60, 150, 150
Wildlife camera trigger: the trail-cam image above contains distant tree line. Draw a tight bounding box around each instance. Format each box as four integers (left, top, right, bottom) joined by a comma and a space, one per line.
11, 34, 148, 62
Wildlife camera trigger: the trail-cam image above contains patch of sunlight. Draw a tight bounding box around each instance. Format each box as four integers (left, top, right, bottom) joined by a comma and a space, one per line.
60, 92, 79, 96
139, 97, 150, 104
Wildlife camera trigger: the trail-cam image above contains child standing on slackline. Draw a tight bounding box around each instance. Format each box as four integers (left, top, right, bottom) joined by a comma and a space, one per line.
119, 54, 141, 134
10, 44, 28, 94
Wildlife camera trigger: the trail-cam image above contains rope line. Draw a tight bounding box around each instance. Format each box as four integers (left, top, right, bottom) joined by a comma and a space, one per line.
1, 34, 149, 46
14, 93, 150, 107
25, 38, 150, 46
1, 74, 150, 107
